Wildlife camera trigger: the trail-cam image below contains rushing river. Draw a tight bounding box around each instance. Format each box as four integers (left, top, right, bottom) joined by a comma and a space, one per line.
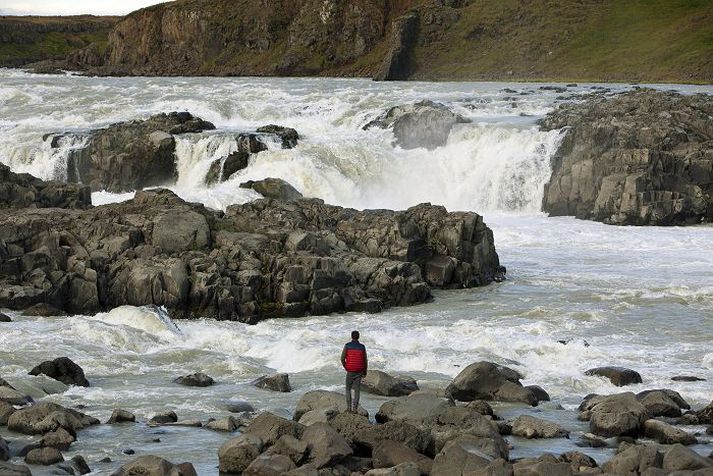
0, 70, 712, 474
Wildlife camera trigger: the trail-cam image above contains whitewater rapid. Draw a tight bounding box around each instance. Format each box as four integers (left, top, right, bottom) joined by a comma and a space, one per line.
1, 70, 712, 474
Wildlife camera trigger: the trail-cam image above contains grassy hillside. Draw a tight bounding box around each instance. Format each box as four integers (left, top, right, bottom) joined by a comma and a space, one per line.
0, 15, 120, 67
411, 0, 713, 83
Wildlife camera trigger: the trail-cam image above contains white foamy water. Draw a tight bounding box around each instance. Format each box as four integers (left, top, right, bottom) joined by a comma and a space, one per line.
1, 70, 712, 474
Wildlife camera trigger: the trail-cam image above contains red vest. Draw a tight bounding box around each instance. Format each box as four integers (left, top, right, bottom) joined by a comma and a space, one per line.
344, 341, 366, 372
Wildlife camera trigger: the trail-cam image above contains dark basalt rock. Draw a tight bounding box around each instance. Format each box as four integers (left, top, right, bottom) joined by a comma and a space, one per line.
0, 163, 90, 210
446, 361, 541, 406
205, 151, 249, 185
585, 367, 642, 387
540, 89, 713, 225
112, 455, 197, 476
255, 125, 299, 149
29, 357, 89, 387
174, 372, 215, 387
0, 313, 11, 322
252, 373, 291, 393
239, 178, 303, 201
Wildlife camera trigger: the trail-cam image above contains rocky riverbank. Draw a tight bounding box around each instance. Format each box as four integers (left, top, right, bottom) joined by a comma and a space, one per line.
1, 357, 711, 475
540, 89, 713, 226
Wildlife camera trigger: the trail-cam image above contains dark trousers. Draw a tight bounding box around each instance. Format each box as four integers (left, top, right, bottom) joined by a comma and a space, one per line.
345, 372, 362, 412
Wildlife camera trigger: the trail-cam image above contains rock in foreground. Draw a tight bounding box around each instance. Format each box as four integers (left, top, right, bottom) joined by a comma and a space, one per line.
541, 89, 713, 225
0, 168, 502, 321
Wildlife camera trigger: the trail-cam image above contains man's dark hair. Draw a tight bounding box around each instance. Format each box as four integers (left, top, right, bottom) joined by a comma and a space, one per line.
351, 330, 360, 340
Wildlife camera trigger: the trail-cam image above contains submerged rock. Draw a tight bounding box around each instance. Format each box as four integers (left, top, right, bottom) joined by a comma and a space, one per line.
205, 151, 249, 185
540, 89, 713, 225
173, 372, 215, 387
585, 366, 642, 387
364, 100, 469, 150
29, 357, 89, 387
107, 409, 136, 424
255, 125, 299, 149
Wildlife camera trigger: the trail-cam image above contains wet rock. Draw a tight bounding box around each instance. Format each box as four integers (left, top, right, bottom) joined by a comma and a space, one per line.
636, 389, 689, 417
431, 435, 497, 474
526, 385, 551, 402
707, 425, 713, 435
243, 453, 296, 476
205, 416, 238, 432
244, 412, 304, 447
57, 455, 91, 475
365, 462, 420, 476
0, 436, 8, 461
173, 372, 215, 387
149, 410, 178, 425
351, 419, 433, 456
63, 112, 214, 193
240, 178, 304, 201
263, 434, 308, 465
584, 367, 642, 387
294, 390, 368, 421
205, 151, 249, 185
40, 426, 76, 450
25, 446, 64, 465
226, 399, 255, 414
256, 125, 299, 149
423, 406, 508, 458
662, 443, 713, 471
362, 370, 418, 397
583, 392, 649, 437
375, 392, 454, 425
252, 373, 291, 393
512, 455, 573, 476
107, 409, 135, 424
511, 415, 569, 439
372, 440, 432, 475
0, 383, 33, 406
576, 432, 608, 448
29, 357, 89, 387
446, 361, 539, 406
364, 100, 469, 150
7, 402, 99, 435
697, 401, 713, 424
465, 400, 494, 416
111, 455, 198, 476
0, 163, 91, 210
218, 433, 263, 474
163, 419, 202, 428
123, 449, 135, 455
671, 375, 706, 382
0, 462, 32, 475
540, 89, 713, 226
22, 304, 68, 316
300, 422, 353, 469
644, 419, 697, 445
0, 312, 11, 322
559, 451, 597, 471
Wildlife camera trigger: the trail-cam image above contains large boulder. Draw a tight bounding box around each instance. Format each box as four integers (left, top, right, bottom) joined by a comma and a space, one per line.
243, 453, 296, 476
0, 462, 32, 475
300, 422, 353, 469
0, 163, 91, 210
584, 367, 642, 387
29, 357, 89, 387
581, 392, 649, 437
205, 151, 249, 185
111, 455, 197, 476
351, 419, 433, 456
362, 370, 418, 397
644, 419, 697, 445
252, 373, 291, 393
372, 440, 432, 475
7, 402, 99, 435
0, 382, 33, 406
0, 401, 16, 425
446, 361, 540, 405
263, 434, 308, 465
244, 412, 304, 447
25, 446, 64, 465
240, 178, 304, 201
511, 415, 569, 439
40, 426, 76, 450
540, 89, 713, 225
422, 406, 508, 459
376, 392, 454, 425
218, 433, 264, 474
662, 444, 713, 471
61, 112, 215, 192
430, 435, 501, 475
697, 401, 713, 424
364, 100, 469, 150
294, 391, 368, 421
107, 409, 136, 424
636, 389, 689, 417
173, 372, 215, 387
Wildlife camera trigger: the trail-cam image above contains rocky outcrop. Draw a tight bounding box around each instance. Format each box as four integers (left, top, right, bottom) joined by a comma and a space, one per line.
0, 168, 501, 321
53, 112, 214, 192
240, 178, 304, 201
540, 89, 713, 225
0, 163, 91, 210
374, 11, 419, 81
579, 393, 649, 437
364, 100, 469, 150
29, 356, 89, 387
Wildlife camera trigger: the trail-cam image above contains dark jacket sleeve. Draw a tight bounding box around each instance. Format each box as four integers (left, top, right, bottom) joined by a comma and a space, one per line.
340, 346, 347, 369
363, 346, 368, 375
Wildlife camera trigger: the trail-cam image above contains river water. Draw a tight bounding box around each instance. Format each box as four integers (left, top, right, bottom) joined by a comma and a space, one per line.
0, 70, 712, 474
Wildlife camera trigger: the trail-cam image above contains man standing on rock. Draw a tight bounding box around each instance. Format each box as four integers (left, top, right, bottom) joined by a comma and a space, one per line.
341, 330, 368, 413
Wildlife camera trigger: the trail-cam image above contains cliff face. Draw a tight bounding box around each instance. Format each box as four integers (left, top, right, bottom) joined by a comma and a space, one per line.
0, 15, 119, 67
